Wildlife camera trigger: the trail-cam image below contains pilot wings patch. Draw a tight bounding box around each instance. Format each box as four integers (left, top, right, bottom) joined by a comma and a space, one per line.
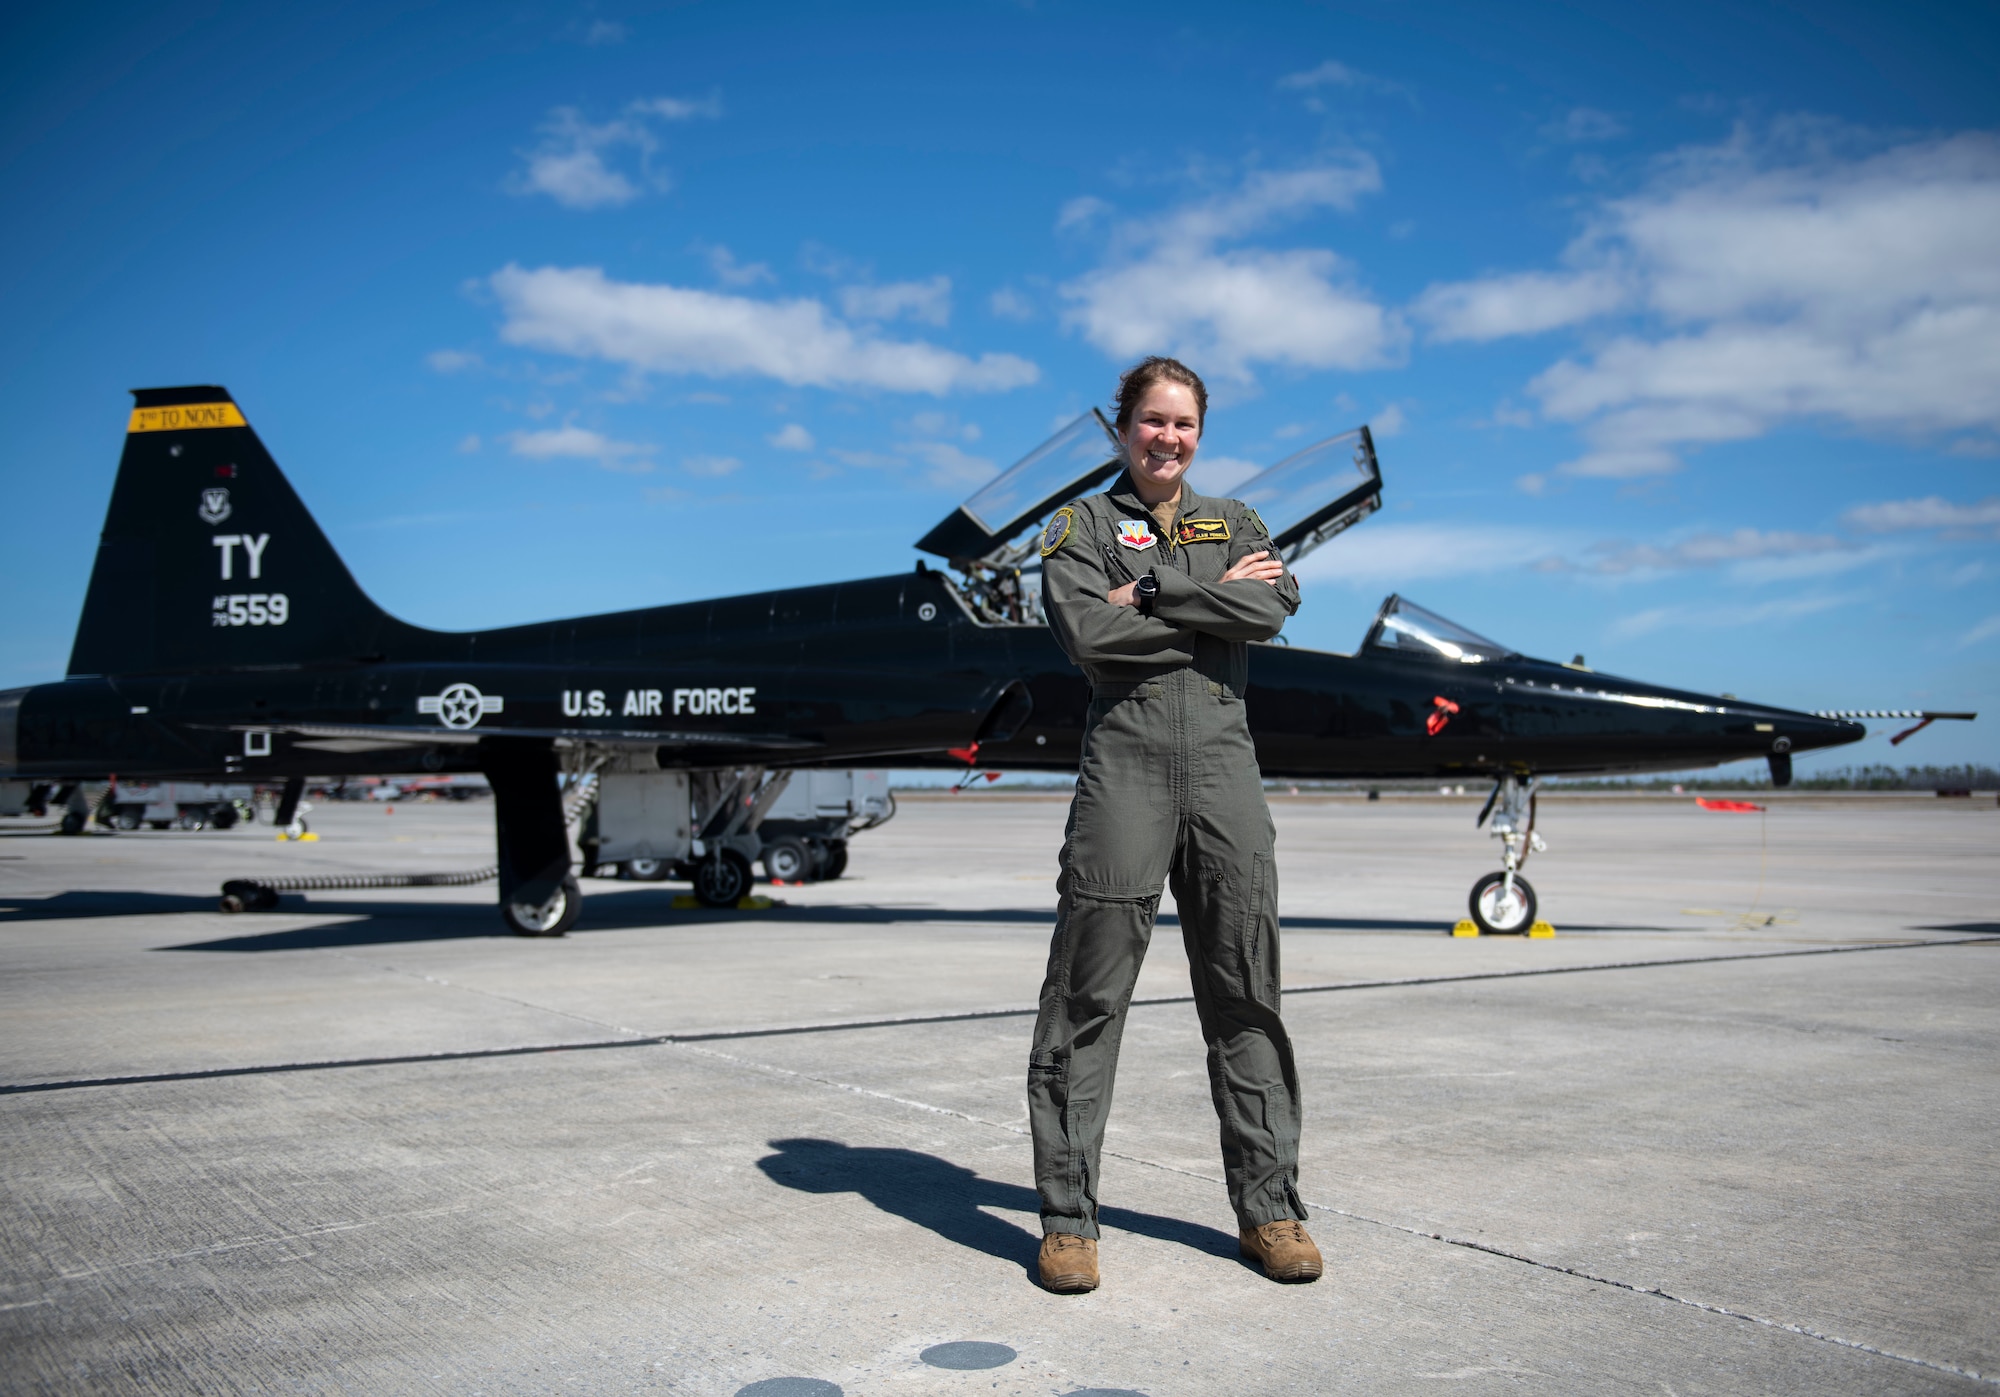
1176, 517, 1229, 545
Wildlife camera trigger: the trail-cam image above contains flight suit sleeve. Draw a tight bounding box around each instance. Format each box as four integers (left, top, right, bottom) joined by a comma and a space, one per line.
1041, 507, 1196, 668
1147, 502, 1300, 641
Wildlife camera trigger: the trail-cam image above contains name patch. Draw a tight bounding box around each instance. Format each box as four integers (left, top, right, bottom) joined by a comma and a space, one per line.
1114, 519, 1158, 551
1176, 517, 1230, 545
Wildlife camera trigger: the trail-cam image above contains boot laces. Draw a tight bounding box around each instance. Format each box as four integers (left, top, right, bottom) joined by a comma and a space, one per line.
1048, 1233, 1089, 1253
1264, 1220, 1307, 1244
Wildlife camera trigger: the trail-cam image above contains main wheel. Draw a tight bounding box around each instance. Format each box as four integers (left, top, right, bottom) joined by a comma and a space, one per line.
620, 857, 670, 882
113, 807, 142, 830
692, 849, 752, 907
59, 811, 86, 836
818, 841, 849, 880
761, 838, 811, 883
1469, 872, 1537, 934
500, 874, 582, 937
209, 805, 238, 830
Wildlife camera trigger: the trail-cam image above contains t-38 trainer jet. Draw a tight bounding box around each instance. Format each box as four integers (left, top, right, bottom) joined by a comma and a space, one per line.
2, 388, 1884, 935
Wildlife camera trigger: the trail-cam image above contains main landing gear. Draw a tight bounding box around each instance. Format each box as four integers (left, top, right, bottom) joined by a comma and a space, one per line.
1467, 775, 1545, 934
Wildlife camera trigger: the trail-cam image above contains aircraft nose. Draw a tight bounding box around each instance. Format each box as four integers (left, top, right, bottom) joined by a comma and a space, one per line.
1782, 712, 1867, 754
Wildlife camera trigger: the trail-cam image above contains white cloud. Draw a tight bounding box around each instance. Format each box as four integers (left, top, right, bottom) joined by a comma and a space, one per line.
1960, 614, 2000, 647
583, 19, 626, 44
706, 246, 773, 287
988, 286, 1035, 321
768, 423, 814, 451
456, 434, 481, 454
1420, 128, 2000, 480
1057, 196, 1111, 230
1544, 108, 1626, 143
1554, 527, 1850, 575
1291, 522, 1565, 587
509, 97, 717, 209
1192, 455, 1264, 493
681, 454, 740, 477
505, 425, 656, 470
1414, 271, 1628, 343
1370, 403, 1406, 438
426, 349, 483, 374
1842, 494, 2000, 533
840, 276, 951, 326
907, 440, 995, 488
1610, 592, 1859, 639
1275, 59, 1412, 102
1060, 158, 1402, 380
490, 264, 1038, 394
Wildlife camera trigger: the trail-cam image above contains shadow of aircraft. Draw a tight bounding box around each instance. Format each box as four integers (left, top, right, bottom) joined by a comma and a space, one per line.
754, 1136, 1241, 1279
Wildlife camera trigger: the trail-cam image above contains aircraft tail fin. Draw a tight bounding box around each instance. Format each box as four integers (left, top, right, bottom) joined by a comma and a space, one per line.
67, 388, 409, 676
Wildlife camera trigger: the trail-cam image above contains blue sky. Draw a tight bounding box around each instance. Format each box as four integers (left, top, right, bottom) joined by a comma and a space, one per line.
3, 0, 1995, 772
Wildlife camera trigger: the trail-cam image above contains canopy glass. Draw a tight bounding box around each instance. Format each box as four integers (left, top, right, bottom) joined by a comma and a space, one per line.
1362, 595, 1517, 663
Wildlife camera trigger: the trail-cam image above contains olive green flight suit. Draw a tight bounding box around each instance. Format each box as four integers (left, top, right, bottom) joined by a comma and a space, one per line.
1029, 473, 1306, 1239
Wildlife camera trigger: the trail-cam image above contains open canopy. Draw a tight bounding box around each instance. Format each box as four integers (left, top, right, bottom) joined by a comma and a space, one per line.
915, 410, 1121, 562
1232, 426, 1381, 564
1362, 594, 1517, 663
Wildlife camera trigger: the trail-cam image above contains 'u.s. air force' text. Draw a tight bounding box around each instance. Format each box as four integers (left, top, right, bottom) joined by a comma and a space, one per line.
562, 687, 757, 718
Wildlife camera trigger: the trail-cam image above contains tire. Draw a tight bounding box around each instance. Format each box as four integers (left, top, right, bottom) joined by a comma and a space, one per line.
500, 874, 582, 937
209, 805, 238, 830
761, 838, 811, 883
1469, 872, 1537, 934
692, 850, 752, 908
175, 809, 207, 832
621, 857, 670, 882
818, 841, 849, 881
60, 811, 86, 836
113, 808, 142, 831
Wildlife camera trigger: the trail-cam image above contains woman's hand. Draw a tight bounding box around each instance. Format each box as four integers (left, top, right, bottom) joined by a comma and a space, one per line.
1107, 581, 1140, 608
1221, 550, 1284, 586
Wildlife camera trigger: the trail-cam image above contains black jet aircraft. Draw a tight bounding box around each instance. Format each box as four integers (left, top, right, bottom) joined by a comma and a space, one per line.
2, 387, 1878, 935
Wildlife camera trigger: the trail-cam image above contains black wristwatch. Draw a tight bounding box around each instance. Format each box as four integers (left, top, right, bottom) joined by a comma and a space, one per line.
1134, 571, 1160, 615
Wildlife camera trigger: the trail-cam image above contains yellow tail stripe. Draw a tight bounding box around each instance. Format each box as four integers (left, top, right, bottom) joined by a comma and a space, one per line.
128, 402, 247, 433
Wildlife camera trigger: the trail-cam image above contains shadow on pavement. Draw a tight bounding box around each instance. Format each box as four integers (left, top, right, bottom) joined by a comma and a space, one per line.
3, 887, 1679, 949
755, 1137, 1239, 1278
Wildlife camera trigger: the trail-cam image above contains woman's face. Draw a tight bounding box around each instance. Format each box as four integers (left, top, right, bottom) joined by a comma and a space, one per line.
1122, 382, 1202, 500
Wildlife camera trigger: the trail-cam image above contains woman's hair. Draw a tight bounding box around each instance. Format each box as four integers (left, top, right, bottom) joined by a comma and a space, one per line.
1112, 356, 1208, 433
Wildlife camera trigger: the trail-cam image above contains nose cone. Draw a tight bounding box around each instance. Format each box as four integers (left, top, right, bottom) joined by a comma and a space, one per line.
1772, 710, 1867, 755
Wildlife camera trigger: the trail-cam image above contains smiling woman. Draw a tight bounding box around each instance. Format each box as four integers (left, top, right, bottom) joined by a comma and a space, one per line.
1025, 355, 1322, 1294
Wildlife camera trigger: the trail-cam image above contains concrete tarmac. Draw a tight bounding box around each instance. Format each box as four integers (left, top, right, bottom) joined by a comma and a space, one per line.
1, 792, 1995, 1395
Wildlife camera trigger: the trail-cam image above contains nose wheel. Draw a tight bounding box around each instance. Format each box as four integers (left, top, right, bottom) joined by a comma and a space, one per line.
1468, 871, 1538, 934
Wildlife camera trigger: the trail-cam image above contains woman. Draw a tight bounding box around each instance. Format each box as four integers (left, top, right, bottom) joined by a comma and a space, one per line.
1027, 355, 1320, 1293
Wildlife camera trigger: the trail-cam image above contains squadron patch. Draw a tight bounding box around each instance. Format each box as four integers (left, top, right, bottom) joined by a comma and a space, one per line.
1039, 507, 1075, 558
1114, 518, 1159, 551
1176, 517, 1229, 545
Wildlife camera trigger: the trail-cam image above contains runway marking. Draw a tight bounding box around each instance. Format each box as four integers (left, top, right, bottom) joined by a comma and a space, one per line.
1, 934, 1993, 1097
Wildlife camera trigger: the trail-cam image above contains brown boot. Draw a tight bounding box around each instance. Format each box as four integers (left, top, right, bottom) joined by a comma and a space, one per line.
1239, 1219, 1323, 1283
1038, 1233, 1099, 1293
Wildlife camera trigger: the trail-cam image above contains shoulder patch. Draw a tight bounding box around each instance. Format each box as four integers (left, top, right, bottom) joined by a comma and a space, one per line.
1176, 517, 1230, 545
1246, 507, 1271, 540
1039, 506, 1076, 558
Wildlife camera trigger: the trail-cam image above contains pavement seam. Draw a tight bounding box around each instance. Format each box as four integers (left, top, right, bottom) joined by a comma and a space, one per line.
679, 1031, 2000, 1389
5, 935, 1992, 1096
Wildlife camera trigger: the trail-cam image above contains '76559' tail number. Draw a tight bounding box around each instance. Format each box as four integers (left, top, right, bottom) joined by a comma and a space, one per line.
212, 593, 290, 626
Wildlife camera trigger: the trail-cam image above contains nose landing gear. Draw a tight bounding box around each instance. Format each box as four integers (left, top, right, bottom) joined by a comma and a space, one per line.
1464, 775, 1550, 935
